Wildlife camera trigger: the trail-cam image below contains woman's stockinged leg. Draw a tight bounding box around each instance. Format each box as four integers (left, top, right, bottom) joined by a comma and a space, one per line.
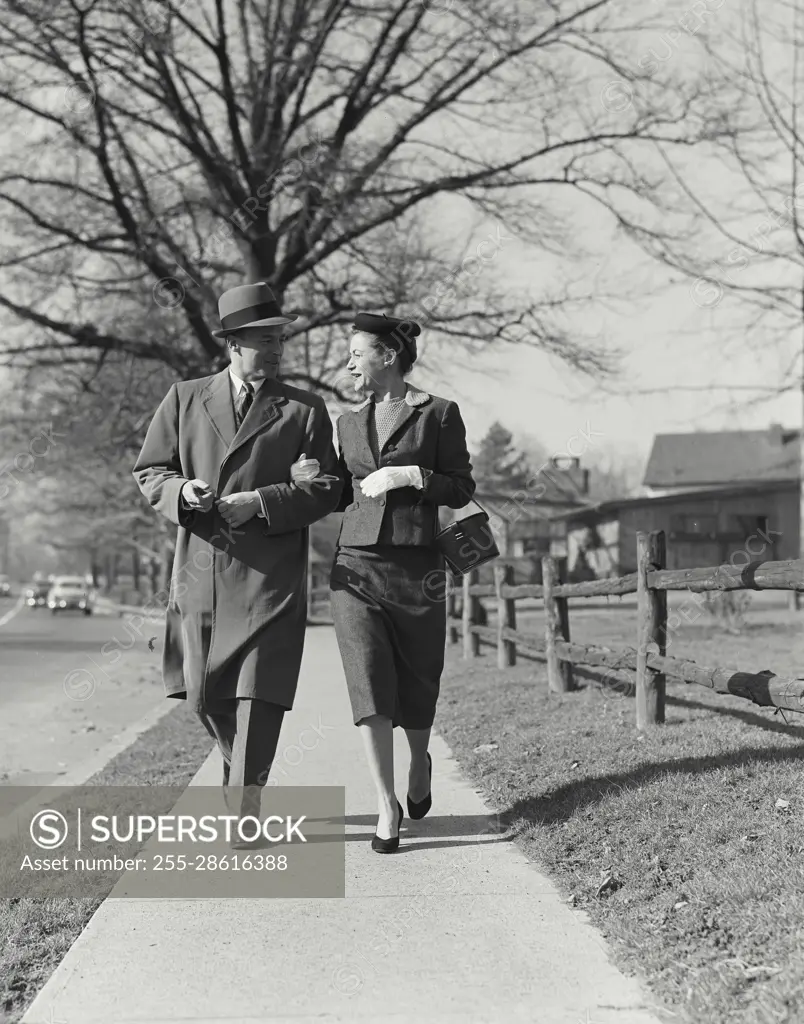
404, 726, 431, 803
358, 713, 398, 839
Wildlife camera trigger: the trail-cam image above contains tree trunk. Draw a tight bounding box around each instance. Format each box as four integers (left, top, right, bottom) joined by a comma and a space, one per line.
794, 276, 798, 606
159, 538, 174, 592
635, 531, 667, 728
105, 551, 120, 592
798, 278, 804, 610
149, 554, 159, 598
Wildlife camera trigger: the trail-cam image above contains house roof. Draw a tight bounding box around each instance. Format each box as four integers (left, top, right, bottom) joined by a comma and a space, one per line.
643, 425, 799, 487
548, 479, 797, 527
475, 482, 586, 523
473, 465, 588, 520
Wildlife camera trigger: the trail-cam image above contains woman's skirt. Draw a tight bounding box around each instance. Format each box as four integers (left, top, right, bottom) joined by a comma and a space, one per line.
329, 545, 448, 728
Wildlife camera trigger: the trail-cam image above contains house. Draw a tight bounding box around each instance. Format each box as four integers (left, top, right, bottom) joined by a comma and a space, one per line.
552, 424, 800, 577
643, 423, 798, 494
460, 457, 590, 582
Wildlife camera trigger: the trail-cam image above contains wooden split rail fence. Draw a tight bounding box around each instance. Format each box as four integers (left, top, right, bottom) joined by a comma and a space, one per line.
446, 531, 804, 728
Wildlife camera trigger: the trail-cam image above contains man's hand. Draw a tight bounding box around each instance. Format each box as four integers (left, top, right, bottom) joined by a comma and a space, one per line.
181, 478, 214, 512
216, 491, 261, 527
290, 453, 320, 494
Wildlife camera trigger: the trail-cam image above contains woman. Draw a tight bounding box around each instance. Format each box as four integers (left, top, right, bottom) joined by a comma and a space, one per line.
300, 312, 475, 853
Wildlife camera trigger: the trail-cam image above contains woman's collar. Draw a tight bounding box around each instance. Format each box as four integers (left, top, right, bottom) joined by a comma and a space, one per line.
353, 384, 430, 412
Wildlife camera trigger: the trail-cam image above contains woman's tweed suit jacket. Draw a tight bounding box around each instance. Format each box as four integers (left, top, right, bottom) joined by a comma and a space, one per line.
335, 385, 476, 547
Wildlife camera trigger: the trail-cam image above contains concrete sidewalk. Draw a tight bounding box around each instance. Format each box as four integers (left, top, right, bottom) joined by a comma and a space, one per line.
23, 627, 665, 1024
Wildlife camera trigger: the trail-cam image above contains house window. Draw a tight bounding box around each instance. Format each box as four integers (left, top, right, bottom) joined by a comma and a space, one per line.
669, 514, 718, 535
722, 514, 769, 538
522, 536, 550, 555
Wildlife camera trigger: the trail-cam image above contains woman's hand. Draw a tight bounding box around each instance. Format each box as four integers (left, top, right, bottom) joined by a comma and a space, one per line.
215, 491, 261, 527
290, 453, 320, 493
359, 466, 423, 498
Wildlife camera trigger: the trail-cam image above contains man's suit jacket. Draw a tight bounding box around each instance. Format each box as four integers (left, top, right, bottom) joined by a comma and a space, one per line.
132, 369, 342, 711
335, 385, 475, 547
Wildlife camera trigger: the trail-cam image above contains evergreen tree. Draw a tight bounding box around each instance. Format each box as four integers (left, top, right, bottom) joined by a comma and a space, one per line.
473, 423, 530, 492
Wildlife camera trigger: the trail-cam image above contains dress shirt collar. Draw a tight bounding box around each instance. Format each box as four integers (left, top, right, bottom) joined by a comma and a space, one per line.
229, 368, 265, 393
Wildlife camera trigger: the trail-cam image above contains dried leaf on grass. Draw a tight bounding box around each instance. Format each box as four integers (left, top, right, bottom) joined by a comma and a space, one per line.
595, 873, 623, 899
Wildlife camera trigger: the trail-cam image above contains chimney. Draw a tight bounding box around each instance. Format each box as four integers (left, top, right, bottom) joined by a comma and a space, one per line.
549, 455, 588, 495
768, 422, 784, 446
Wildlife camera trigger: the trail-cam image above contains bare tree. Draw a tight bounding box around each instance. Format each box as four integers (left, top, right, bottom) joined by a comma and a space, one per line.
0, 355, 176, 587
0, 0, 721, 397
610, 0, 804, 561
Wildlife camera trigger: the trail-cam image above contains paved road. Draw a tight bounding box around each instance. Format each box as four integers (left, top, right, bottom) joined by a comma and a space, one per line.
0, 595, 164, 786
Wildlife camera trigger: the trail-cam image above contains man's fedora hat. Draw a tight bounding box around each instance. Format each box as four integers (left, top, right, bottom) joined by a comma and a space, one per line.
212, 282, 298, 339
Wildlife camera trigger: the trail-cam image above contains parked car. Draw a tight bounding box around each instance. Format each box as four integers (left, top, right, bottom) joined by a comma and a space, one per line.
24, 580, 51, 608
47, 576, 95, 615
0, 574, 11, 597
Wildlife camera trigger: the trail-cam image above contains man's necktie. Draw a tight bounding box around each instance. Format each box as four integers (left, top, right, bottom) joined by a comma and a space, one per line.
235, 382, 254, 428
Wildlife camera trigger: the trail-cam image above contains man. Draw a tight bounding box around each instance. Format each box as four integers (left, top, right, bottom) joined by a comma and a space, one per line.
133, 282, 341, 833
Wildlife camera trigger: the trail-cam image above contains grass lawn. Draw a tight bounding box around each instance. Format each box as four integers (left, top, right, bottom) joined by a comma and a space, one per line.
0, 699, 212, 1024
436, 593, 804, 1024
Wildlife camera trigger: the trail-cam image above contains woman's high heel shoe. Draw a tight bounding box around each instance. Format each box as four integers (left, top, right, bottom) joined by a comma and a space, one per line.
371, 799, 403, 854
407, 752, 432, 820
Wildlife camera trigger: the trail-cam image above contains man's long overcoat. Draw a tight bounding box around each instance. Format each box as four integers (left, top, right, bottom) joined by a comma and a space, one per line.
133, 369, 342, 713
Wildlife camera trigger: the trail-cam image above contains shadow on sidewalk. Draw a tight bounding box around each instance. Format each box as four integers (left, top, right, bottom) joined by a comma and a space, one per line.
302, 812, 514, 853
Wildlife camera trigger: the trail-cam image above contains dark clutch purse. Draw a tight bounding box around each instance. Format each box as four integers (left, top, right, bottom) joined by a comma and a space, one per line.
433, 498, 500, 576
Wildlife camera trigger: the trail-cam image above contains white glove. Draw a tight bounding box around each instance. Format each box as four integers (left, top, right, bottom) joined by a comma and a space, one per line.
290, 453, 320, 494
359, 465, 423, 498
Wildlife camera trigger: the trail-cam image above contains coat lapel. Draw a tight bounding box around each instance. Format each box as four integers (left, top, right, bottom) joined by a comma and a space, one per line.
201, 370, 286, 458
226, 377, 286, 457
345, 384, 432, 467
352, 402, 377, 470
201, 370, 237, 449
381, 403, 417, 451
376, 385, 431, 452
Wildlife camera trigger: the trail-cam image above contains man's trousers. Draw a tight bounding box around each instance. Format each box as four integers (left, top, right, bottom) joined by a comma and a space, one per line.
199, 697, 286, 815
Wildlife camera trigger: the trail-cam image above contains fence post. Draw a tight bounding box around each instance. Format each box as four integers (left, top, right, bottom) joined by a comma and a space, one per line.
543, 555, 571, 693
636, 530, 667, 728
462, 568, 480, 658
495, 563, 516, 668
447, 586, 459, 645
556, 557, 574, 691
306, 559, 314, 622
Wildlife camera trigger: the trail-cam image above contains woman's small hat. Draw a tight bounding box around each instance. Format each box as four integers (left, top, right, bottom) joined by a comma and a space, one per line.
353, 312, 421, 362
212, 282, 298, 339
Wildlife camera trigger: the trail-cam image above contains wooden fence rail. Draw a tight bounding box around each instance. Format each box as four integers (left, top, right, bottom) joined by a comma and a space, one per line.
450, 532, 804, 727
